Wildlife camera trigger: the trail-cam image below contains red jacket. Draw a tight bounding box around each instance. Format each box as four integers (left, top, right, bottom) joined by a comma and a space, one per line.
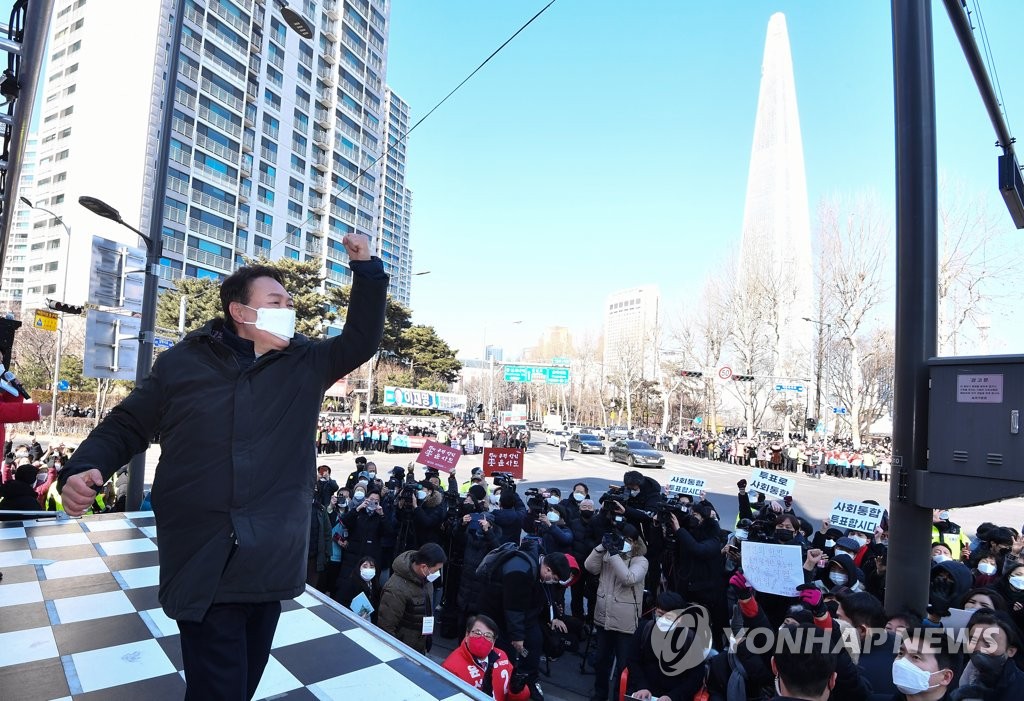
442, 641, 530, 701
0, 394, 42, 482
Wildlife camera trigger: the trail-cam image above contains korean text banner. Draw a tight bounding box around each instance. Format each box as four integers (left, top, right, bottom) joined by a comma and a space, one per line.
383, 386, 467, 413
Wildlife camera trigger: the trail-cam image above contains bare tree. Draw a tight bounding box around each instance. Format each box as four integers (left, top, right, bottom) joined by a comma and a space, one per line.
817, 194, 890, 448
937, 175, 1024, 355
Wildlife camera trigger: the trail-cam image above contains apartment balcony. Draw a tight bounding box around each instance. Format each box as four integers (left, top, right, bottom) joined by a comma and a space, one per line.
187, 246, 233, 271
306, 239, 323, 255
268, 52, 285, 71
236, 209, 248, 227
308, 198, 325, 214
324, 0, 339, 19
288, 187, 304, 203
164, 206, 187, 226
326, 268, 349, 284
259, 146, 278, 163
326, 246, 347, 264
262, 123, 279, 140
313, 129, 330, 148
257, 170, 276, 188
195, 132, 239, 162
188, 218, 236, 246
210, 0, 249, 35
255, 221, 272, 236
242, 133, 254, 153
192, 160, 238, 191
310, 175, 328, 193
198, 106, 243, 139
158, 266, 184, 283
317, 66, 335, 86
168, 177, 190, 197
311, 152, 329, 172
182, 34, 202, 57
200, 77, 244, 113
314, 108, 331, 128
316, 87, 332, 106
286, 233, 301, 248
179, 62, 199, 84
203, 45, 247, 87
191, 189, 237, 219
170, 145, 192, 166
320, 47, 336, 65
237, 187, 249, 203
174, 89, 197, 112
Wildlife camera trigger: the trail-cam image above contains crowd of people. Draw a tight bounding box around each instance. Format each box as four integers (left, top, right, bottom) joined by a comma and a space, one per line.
294, 438, 1024, 701
315, 416, 531, 455
0, 436, 83, 518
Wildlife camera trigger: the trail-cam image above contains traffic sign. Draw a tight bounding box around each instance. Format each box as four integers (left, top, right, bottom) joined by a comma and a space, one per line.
774, 383, 805, 392
832, 407, 848, 414
718, 366, 732, 380
503, 365, 570, 385
57, 380, 70, 392
551, 356, 570, 366
154, 337, 175, 350
694, 417, 703, 424
33, 309, 58, 332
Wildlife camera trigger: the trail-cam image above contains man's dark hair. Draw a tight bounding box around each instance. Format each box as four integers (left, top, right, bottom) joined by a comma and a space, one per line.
838, 591, 886, 628
656, 591, 686, 612
220, 264, 285, 327
543, 551, 572, 581
903, 628, 960, 675
772, 624, 838, 697
888, 608, 925, 630
413, 542, 447, 567
623, 470, 643, 488
465, 614, 499, 636
967, 609, 1022, 652
499, 491, 515, 509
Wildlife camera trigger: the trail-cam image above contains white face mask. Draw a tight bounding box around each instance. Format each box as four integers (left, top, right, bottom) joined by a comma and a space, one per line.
417, 490, 427, 500
655, 615, 675, 632
241, 304, 295, 341
546, 495, 560, 505
824, 539, 836, 548
426, 569, 441, 583
830, 571, 849, 586
850, 535, 868, 548
573, 492, 585, 502
360, 568, 376, 581
892, 656, 939, 695
734, 529, 748, 541
489, 493, 500, 504
367, 472, 376, 480
354, 491, 365, 501
547, 512, 560, 523
621, 541, 632, 554
1010, 575, 1024, 590
978, 562, 997, 576
938, 510, 950, 521
932, 553, 950, 564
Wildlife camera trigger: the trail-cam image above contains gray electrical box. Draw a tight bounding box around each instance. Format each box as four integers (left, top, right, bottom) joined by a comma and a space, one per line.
920, 355, 1024, 508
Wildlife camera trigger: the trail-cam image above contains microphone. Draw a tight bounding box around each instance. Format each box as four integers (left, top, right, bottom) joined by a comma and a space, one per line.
0, 365, 31, 400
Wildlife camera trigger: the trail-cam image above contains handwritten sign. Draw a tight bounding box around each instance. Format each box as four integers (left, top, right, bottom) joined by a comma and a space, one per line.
415, 440, 461, 473
483, 447, 525, 479
667, 475, 705, 497
740, 540, 805, 597
748, 469, 795, 499
957, 374, 1003, 403
829, 499, 885, 534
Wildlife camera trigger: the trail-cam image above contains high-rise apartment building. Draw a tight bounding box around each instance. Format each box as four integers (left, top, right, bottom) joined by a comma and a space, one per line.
19, 0, 163, 315
602, 286, 660, 380
156, 0, 393, 295
377, 87, 412, 306
21, 0, 402, 321
0, 136, 38, 314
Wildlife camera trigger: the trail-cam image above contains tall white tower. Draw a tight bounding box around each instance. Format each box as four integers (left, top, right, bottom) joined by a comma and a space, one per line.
737, 13, 813, 374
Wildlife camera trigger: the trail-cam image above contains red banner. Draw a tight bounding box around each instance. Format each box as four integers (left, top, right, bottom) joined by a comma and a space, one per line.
414, 439, 462, 472
482, 448, 525, 479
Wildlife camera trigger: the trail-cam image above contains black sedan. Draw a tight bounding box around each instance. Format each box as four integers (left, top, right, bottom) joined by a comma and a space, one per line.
608, 440, 665, 468
568, 433, 606, 454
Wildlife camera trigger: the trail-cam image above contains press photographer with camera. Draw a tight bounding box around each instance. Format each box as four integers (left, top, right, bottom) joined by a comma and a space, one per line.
568, 496, 601, 623
492, 485, 528, 546
455, 487, 502, 632
667, 501, 728, 644
340, 490, 395, 583
585, 523, 649, 701
412, 477, 448, 547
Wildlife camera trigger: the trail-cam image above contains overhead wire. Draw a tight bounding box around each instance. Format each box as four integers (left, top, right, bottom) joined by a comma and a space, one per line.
968, 0, 1012, 141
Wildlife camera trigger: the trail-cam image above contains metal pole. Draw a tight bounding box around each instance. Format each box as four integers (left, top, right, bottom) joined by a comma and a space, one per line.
488, 356, 494, 420
177, 294, 187, 337
125, 0, 183, 512
885, 0, 939, 616
50, 320, 62, 435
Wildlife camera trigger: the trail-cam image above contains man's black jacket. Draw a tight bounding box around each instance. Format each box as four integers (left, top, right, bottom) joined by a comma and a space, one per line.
58, 260, 387, 622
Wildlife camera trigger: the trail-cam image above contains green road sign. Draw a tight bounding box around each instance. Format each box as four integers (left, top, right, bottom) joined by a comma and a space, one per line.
503, 365, 571, 385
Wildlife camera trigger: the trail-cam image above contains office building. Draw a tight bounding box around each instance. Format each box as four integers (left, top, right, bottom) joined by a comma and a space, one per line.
602, 285, 660, 380
1, 135, 38, 314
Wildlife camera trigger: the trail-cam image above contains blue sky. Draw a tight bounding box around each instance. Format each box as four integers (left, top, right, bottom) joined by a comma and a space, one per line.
385, 1, 1024, 359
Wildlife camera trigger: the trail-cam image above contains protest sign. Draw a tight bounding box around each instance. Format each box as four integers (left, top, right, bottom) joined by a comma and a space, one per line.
740, 540, 805, 597
415, 440, 461, 472
483, 448, 524, 479
829, 499, 885, 534
666, 475, 706, 497
748, 468, 795, 499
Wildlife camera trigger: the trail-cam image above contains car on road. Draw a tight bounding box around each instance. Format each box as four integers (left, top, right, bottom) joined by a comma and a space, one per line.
568, 433, 606, 454
608, 439, 665, 468
545, 430, 571, 446
607, 426, 634, 440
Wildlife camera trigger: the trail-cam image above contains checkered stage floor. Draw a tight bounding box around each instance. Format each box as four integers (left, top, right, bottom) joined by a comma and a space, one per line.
0, 512, 478, 701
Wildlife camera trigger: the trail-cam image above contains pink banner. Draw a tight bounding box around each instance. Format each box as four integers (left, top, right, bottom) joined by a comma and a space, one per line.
414, 439, 462, 472
483, 448, 524, 479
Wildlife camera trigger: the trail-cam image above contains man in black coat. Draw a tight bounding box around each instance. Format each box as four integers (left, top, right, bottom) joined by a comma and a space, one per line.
0, 464, 43, 519
58, 237, 387, 701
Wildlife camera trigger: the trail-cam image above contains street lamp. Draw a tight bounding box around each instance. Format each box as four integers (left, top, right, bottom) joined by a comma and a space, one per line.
485, 320, 522, 421
803, 316, 833, 437
79, 195, 161, 512
275, 1, 314, 39
20, 197, 72, 437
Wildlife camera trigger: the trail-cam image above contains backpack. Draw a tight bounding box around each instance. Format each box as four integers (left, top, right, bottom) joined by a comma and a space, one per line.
475, 539, 540, 584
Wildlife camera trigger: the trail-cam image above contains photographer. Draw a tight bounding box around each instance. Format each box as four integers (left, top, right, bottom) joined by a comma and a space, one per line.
412, 479, 447, 546
667, 501, 728, 643
526, 502, 573, 556
456, 492, 502, 632
493, 488, 527, 546
569, 497, 601, 623
585, 524, 649, 701
341, 490, 395, 583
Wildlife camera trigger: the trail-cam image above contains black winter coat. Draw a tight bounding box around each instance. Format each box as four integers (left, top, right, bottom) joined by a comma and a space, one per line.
673, 519, 726, 598
57, 261, 387, 622
0, 479, 40, 519
412, 490, 447, 546
457, 517, 502, 611
342, 507, 396, 567
492, 504, 527, 546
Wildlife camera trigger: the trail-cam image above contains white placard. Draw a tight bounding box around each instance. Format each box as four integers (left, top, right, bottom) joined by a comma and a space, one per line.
667, 475, 706, 496
940, 608, 974, 631
748, 469, 796, 499
956, 374, 1003, 403
829, 499, 885, 534
740, 541, 805, 597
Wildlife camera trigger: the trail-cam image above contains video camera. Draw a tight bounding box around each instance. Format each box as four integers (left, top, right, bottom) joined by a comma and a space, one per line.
491, 471, 516, 493
523, 487, 546, 515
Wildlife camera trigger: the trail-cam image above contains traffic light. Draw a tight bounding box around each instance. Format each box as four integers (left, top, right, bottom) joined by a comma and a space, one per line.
732, 374, 755, 382
680, 370, 703, 378
805, 417, 817, 431
47, 300, 84, 315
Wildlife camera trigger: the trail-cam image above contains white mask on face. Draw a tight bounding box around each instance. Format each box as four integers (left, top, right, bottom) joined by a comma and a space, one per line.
734, 529, 749, 541
360, 568, 376, 581
621, 541, 632, 555
655, 615, 675, 632
891, 656, 939, 695
978, 562, 997, 576
1010, 575, 1024, 590
830, 571, 849, 586
824, 539, 836, 549
573, 492, 585, 502
241, 304, 295, 341
547, 495, 560, 505
932, 553, 950, 564
426, 569, 441, 583
547, 512, 561, 524
354, 491, 365, 501
850, 535, 869, 548
417, 490, 427, 500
